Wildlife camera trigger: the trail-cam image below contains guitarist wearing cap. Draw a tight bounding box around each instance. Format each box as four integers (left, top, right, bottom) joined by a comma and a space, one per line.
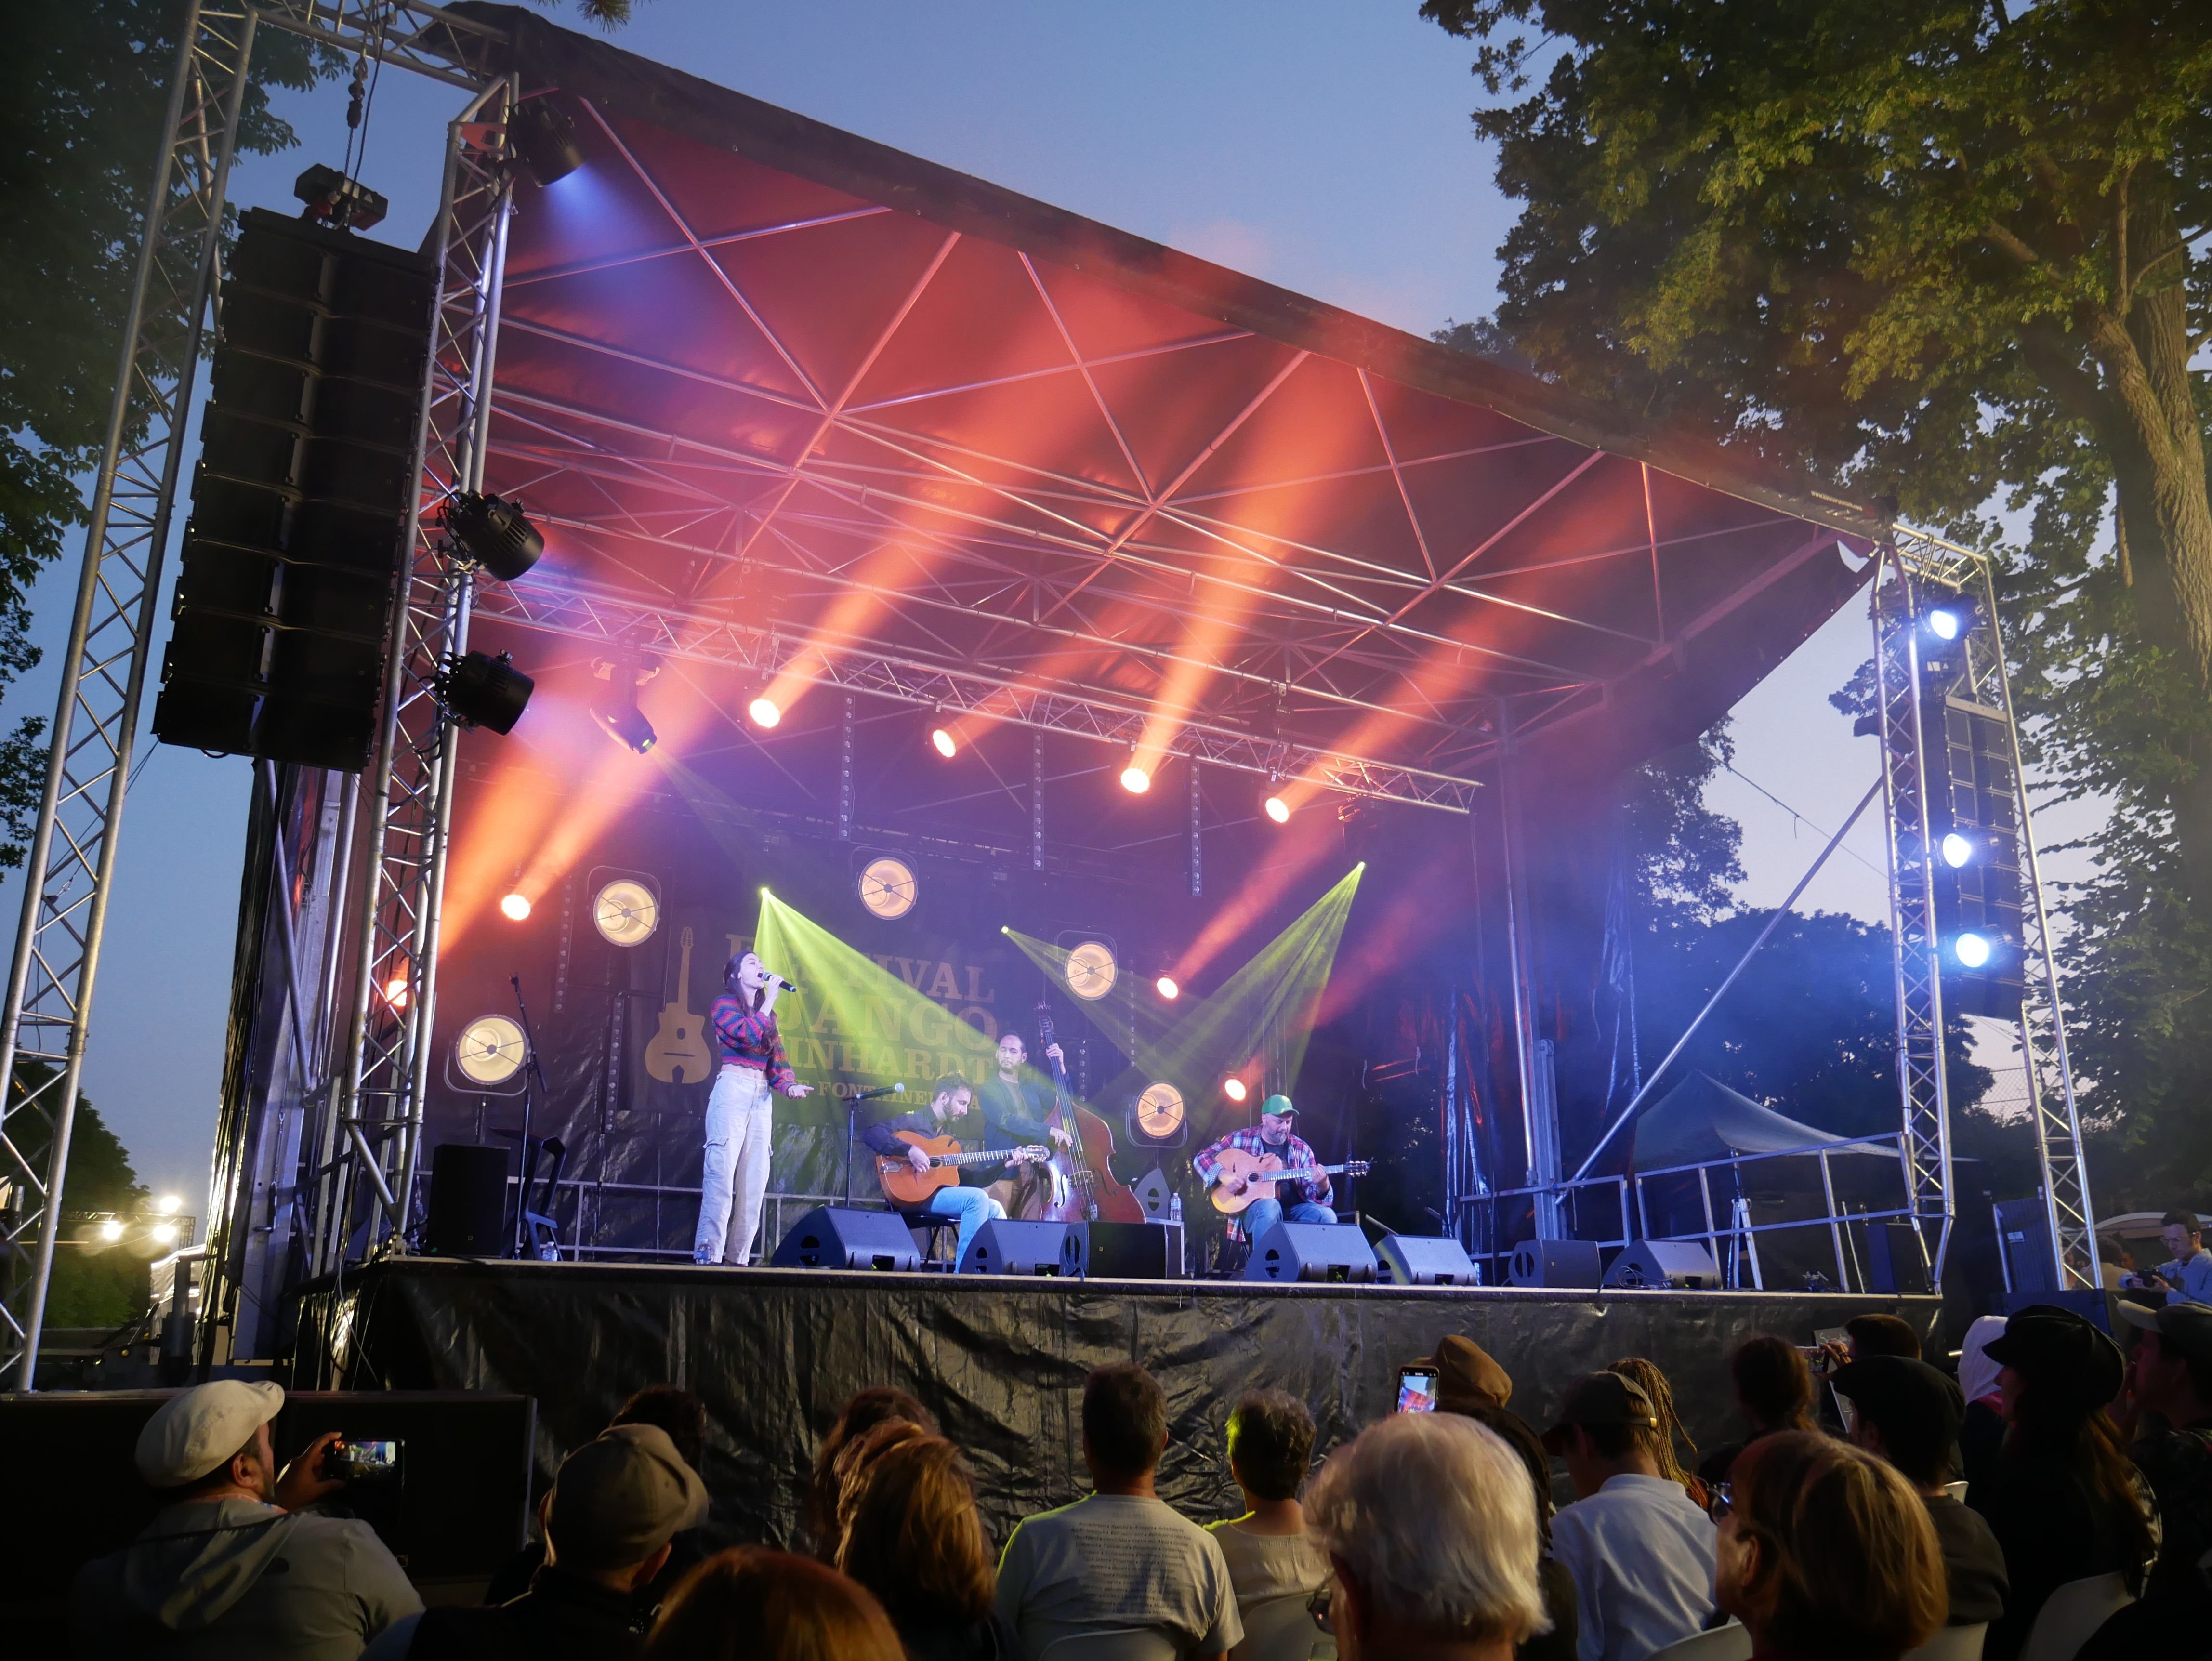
862, 1075, 1049, 1264
1193, 1094, 1338, 1242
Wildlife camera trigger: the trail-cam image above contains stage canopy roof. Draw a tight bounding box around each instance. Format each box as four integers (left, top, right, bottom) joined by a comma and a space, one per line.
1631, 1072, 1880, 1171
450, 4, 1880, 808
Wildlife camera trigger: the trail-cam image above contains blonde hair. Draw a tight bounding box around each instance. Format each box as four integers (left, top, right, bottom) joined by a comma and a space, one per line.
1609, 1356, 1698, 1492
1304, 1412, 1549, 1645
643, 1548, 903, 1661
837, 1436, 995, 1628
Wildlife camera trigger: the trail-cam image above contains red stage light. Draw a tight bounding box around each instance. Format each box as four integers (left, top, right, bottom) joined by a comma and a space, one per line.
748, 696, 782, 729
1223, 1077, 1247, 1103
383, 976, 410, 1009
1120, 764, 1152, 794
500, 892, 532, 922
1155, 975, 1180, 1000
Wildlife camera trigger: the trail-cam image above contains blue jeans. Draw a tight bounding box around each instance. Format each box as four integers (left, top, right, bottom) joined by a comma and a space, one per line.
1241, 1198, 1337, 1241
918, 1184, 1005, 1264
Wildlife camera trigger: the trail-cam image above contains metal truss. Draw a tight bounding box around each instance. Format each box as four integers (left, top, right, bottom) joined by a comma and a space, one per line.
0, 1, 504, 1381
1890, 525, 2096, 1290
314, 78, 516, 1275
1871, 542, 1957, 1278
471, 577, 1483, 813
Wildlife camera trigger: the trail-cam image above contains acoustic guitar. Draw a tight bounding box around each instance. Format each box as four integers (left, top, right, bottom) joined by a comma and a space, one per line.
644, 926, 713, 1085
875, 1131, 1049, 1209
1208, 1147, 1373, 1214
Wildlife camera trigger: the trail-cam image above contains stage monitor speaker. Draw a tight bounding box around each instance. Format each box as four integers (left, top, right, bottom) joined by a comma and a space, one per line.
1244, 1221, 1378, 1285
1506, 1239, 1604, 1289
1377, 1234, 1480, 1287
1132, 1168, 1173, 1221
1602, 1239, 1722, 1290
769, 1206, 922, 1272
1866, 1222, 1934, 1296
424, 1143, 509, 1257
1081, 1220, 1182, 1280
958, 1219, 1084, 1277
1994, 1196, 2060, 1295
154, 206, 435, 770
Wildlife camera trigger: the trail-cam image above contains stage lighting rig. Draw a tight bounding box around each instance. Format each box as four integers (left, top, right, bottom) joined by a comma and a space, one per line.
1954, 932, 1993, 969
930, 725, 958, 759
434, 649, 534, 735
442, 491, 544, 581
511, 100, 584, 186
1264, 793, 1290, 824
592, 658, 659, 754
1941, 831, 1976, 868
1223, 1077, 1248, 1103
1154, 975, 1180, 1000
1120, 752, 1152, 794
293, 162, 388, 230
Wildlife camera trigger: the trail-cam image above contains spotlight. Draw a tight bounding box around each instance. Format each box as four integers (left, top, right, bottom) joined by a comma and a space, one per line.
155, 1195, 182, 1215
748, 696, 782, 729
592, 671, 658, 755
1264, 794, 1290, 825
511, 100, 584, 187
1941, 832, 1975, 868
1954, 932, 1992, 969
1223, 1077, 1248, 1103
383, 975, 410, 1008
434, 649, 534, 735
500, 892, 532, 922
97, 1218, 123, 1243
442, 492, 544, 581
1120, 760, 1152, 794
151, 1222, 179, 1246
292, 162, 388, 230
1926, 607, 1962, 641
930, 727, 957, 759
1155, 975, 1180, 1000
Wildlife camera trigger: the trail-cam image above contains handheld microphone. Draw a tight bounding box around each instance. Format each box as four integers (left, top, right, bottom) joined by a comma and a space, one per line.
851, 1083, 904, 1101
771, 974, 801, 993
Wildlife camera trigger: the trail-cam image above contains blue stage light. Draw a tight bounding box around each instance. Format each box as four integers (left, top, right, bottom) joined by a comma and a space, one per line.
1954, 932, 1992, 968
1927, 607, 1962, 641
1941, 832, 1975, 867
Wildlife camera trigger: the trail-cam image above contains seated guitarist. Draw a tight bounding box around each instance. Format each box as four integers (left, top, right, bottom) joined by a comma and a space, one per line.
862, 1074, 1040, 1264
1192, 1094, 1337, 1241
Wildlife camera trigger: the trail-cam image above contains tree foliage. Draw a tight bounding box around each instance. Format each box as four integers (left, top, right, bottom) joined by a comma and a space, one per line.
1424, 0, 2212, 1200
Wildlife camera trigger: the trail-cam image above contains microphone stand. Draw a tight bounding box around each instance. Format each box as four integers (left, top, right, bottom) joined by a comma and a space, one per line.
511, 975, 555, 1258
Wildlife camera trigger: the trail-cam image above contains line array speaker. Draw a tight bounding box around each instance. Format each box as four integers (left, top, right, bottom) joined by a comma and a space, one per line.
153, 208, 435, 769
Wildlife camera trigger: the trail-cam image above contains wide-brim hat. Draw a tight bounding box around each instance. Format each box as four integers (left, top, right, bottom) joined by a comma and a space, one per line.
1982, 1305, 2124, 1408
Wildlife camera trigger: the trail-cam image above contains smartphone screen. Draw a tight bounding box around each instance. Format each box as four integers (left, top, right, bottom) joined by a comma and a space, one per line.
336, 1439, 401, 1480
1396, 1366, 1439, 1413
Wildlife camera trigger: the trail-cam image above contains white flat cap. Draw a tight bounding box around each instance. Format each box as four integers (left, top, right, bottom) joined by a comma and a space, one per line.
136, 1379, 286, 1486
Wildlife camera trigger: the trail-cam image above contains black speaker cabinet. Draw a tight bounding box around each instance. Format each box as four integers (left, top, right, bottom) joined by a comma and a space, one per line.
424, 1143, 509, 1257
1866, 1221, 1934, 1296
1243, 1221, 1378, 1284
768, 1206, 922, 1272
1081, 1220, 1182, 1279
1506, 1239, 1605, 1289
958, 1219, 1084, 1276
1602, 1239, 1722, 1290
1377, 1234, 1480, 1287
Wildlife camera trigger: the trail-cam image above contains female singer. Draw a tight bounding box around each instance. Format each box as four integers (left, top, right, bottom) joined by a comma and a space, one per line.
695, 950, 813, 1265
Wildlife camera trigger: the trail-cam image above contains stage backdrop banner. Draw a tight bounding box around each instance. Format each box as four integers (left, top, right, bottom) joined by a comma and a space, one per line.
294, 1258, 1940, 1550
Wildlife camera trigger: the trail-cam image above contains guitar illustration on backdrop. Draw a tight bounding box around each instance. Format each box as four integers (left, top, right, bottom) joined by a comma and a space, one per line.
1207, 1147, 1373, 1214
644, 926, 713, 1085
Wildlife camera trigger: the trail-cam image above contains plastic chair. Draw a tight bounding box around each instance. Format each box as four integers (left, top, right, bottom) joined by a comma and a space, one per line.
1039, 1628, 1183, 1661
1235, 1591, 1335, 1661
1905, 1623, 1988, 1661
1646, 1621, 1753, 1661
2017, 1572, 2133, 1661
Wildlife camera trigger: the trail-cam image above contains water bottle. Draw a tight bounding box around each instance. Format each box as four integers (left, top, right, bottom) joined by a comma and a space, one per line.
1169, 1193, 1182, 1226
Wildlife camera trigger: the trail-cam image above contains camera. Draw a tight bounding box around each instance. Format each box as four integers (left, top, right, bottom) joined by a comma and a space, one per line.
322, 1438, 402, 1484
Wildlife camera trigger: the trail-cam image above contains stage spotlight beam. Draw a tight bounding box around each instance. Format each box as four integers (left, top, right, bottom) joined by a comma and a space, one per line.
1926, 606, 1962, 640
931, 726, 957, 759
434, 649, 534, 735
500, 892, 532, 922
1954, 931, 1992, 968
1223, 1077, 1248, 1102
748, 696, 782, 729
1264, 794, 1290, 824
1120, 762, 1152, 794
1155, 975, 1180, 1000
512, 100, 584, 186
1941, 832, 1975, 867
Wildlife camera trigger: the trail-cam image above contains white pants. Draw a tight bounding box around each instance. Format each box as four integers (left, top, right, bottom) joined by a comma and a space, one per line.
696, 1064, 775, 1265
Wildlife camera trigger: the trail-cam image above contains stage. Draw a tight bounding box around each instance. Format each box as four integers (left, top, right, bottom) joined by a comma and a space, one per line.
291, 1257, 1940, 1544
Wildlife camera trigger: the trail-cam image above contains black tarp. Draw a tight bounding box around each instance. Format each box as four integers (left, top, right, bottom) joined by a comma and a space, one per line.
292, 1260, 1939, 1548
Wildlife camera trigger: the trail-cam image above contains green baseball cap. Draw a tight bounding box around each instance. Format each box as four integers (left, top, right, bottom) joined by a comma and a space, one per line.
1260, 1094, 1297, 1117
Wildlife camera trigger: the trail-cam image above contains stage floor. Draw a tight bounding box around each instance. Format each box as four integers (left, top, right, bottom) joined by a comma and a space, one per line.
291, 1258, 1937, 1545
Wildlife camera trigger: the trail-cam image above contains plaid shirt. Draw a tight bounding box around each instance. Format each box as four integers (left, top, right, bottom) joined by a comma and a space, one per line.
710, 993, 797, 1094
1193, 1127, 1332, 1206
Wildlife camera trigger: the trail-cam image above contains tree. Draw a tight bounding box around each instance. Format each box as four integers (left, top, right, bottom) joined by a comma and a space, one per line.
1423, 0, 2212, 1198
9, 1061, 150, 1329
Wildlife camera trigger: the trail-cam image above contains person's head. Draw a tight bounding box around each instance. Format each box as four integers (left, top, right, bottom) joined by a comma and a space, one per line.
2118, 1302, 2212, 1420
1957, 1313, 2009, 1406
1083, 1363, 1168, 1485
643, 1548, 904, 1661
135, 1379, 287, 1501
1984, 1305, 2125, 1432
930, 1075, 972, 1121
1607, 1357, 1698, 1488
807, 1387, 937, 1559
2163, 1210, 2202, 1262
1226, 1389, 1316, 1503
1306, 1413, 1548, 1660
613, 1384, 709, 1475
1714, 1431, 1945, 1661
995, 1032, 1026, 1073
2098, 1235, 2132, 1271
725, 950, 770, 1007
1732, 1334, 1817, 1435
1844, 1313, 1922, 1362
835, 1435, 994, 1632
1540, 1371, 1662, 1498
1258, 1094, 1298, 1142
830, 1419, 931, 1552
1431, 1335, 1514, 1413
546, 1424, 709, 1592
1831, 1358, 1962, 1490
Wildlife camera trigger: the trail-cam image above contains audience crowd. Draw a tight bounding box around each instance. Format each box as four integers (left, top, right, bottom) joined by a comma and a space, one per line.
74, 1281, 2212, 1661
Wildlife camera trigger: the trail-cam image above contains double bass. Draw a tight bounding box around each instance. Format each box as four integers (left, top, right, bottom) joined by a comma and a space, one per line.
1018, 1000, 1146, 1224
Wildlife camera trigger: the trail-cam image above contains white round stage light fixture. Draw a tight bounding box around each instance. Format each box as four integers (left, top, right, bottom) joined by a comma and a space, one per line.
1264, 794, 1290, 824
500, 892, 532, 921
1941, 832, 1975, 868
748, 696, 782, 729
1120, 763, 1152, 794
930, 727, 957, 759
155, 1195, 182, 1215
1954, 932, 1992, 969
383, 975, 411, 1009
152, 1222, 179, 1246
1155, 975, 1180, 1001
1927, 607, 1962, 641
98, 1218, 124, 1242
1223, 1077, 1248, 1103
